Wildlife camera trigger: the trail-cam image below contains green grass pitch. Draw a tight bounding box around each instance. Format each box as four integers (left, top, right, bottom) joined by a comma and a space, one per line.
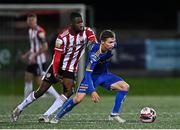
0, 95, 180, 129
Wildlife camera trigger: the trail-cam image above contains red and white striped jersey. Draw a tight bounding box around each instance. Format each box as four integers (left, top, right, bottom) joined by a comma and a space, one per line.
54, 26, 97, 72
28, 25, 46, 64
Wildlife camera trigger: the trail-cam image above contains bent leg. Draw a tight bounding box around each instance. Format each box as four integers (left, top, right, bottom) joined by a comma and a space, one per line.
34, 80, 51, 98
18, 80, 51, 111
62, 77, 75, 98
42, 94, 67, 118
95, 73, 129, 123
39, 73, 75, 122
111, 81, 129, 114
54, 93, 86, 120
41, 78, 75, 119
39, 71, 60, 99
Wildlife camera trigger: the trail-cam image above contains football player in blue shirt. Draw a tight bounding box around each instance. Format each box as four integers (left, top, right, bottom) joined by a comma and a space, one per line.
50, 30, 129, 123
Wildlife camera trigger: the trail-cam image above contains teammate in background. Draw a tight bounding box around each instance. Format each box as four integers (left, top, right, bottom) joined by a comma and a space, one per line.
21, 13, 59, 99
11, 12, 97, 122
50, 30, 129, 124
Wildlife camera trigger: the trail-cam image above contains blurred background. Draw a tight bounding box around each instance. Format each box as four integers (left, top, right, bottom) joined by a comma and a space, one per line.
0, 0, 180, 96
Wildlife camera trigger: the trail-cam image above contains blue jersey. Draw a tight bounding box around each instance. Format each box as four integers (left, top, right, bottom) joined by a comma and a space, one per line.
86, 43, 113, 74
78, 43, 123, 93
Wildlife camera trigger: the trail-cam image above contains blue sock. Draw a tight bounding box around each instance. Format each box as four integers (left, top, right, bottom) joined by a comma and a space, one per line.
56, 99, 77, 119
112, 91, 128, 114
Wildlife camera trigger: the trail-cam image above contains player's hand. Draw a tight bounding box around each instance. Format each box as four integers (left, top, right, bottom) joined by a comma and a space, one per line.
91, 91, 100, 103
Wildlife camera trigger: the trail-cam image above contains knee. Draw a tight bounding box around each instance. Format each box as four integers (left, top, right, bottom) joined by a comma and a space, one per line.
123, 83, 130, 91
64, 89, 74, 98
119, 83, 130, 91
73, 96, 83, 104
63, 84, 75, 98
34, 81, 50, 98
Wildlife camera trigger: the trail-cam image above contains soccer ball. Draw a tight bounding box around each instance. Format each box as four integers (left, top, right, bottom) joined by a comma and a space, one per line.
140, 107, 156, 123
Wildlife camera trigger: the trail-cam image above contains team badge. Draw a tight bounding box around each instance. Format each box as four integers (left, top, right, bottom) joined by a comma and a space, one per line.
55, 38, 63, 48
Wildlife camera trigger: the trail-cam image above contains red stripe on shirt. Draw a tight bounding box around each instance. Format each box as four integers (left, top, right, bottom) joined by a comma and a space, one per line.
73, 45, 84, 72
66, 35, 77, 71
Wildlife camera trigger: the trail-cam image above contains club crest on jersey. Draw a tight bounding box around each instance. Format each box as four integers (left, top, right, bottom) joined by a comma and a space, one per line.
55, 38, 63, 48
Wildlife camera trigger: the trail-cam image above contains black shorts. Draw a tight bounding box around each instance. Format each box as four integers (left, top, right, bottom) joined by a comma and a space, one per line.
42, 64, 75, 84
26, 63, 46, 76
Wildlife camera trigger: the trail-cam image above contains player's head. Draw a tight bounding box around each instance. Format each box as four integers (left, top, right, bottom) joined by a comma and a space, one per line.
70, 12, 84, 33
27, 13, 37, 28
100, 30, 116, 51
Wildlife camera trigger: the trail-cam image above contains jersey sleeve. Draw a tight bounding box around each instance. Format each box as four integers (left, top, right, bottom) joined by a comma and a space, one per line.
79, 46, 100, 93
37, 28, 47, 44
54, 37, 64, 52
85, 48, 100, 72
52, 35, 64, 74
86, 27, 97, 43
79, 71, 95, 93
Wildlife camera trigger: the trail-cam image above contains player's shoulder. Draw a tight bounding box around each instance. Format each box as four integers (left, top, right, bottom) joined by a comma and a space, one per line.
58, 27, 70, 38
36, 25, 46, 38
37, 25, 45, 33
84, 27, 94, 32
91, 42, 100, 51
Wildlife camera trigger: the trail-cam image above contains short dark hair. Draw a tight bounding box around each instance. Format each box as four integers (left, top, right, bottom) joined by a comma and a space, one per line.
27, 13, 37, 18
70, 12, 82, 21
100, 30, 115, 41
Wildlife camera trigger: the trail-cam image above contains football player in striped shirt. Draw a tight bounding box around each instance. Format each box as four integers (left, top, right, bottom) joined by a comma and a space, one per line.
22, 13, 59, 99
50, 30, 129, 124
11, 12, 97, 122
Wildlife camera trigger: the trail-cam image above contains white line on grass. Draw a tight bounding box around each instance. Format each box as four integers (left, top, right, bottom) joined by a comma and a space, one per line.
2, 112, 180, 118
